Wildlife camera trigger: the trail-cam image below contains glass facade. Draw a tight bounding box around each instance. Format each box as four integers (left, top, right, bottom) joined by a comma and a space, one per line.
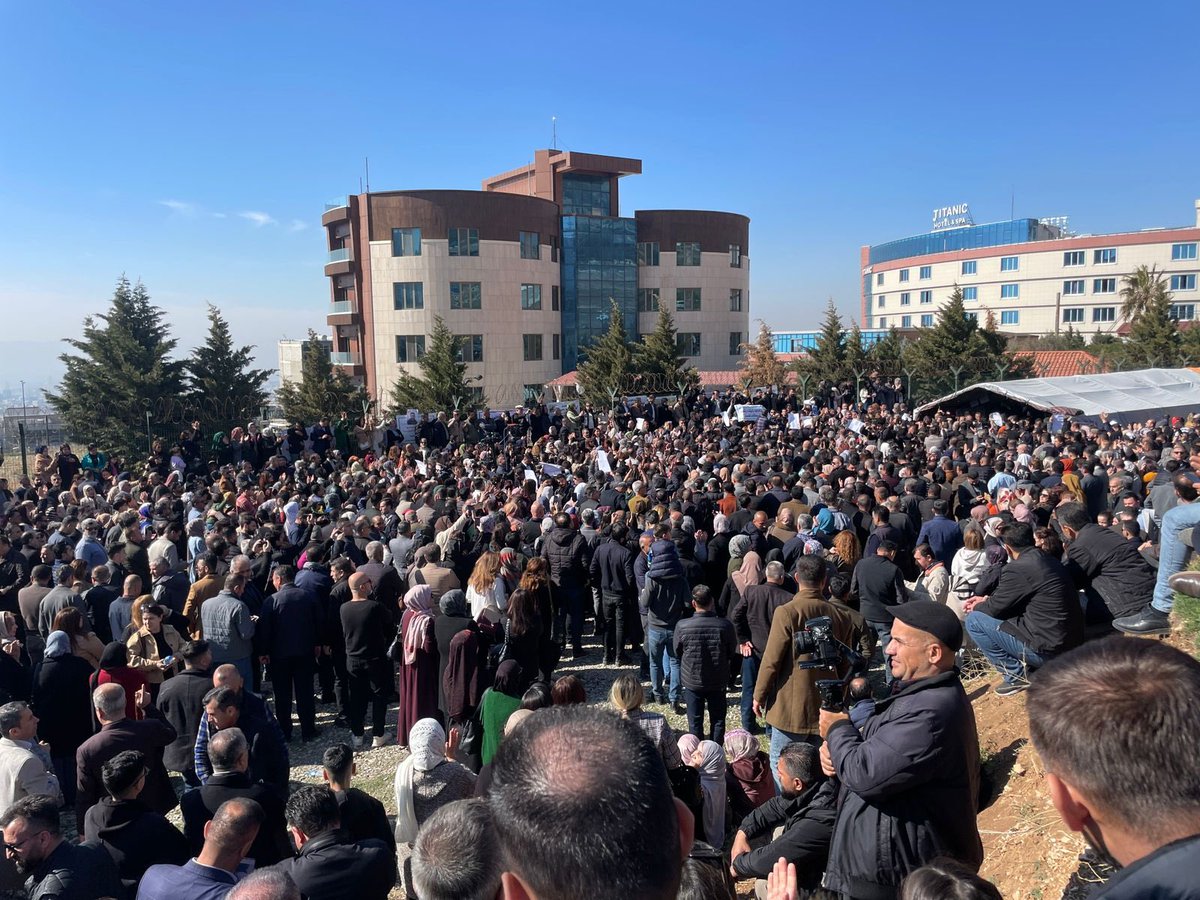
561, 174, 612, 216
560, 214, 637, 371
771, 329, 888, 353
868, 219, 1056, 266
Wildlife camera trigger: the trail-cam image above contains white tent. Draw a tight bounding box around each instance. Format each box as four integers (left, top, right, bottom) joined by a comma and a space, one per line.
915, 368, 1200, 424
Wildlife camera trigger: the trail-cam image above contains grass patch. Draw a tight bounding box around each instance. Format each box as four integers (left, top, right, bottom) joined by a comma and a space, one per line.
1174, 593, 1200, 652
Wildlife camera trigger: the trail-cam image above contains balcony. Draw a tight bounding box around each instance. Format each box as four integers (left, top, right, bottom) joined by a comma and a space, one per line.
322, 197, 351, 227
324, 196, 349, 212
324, 245, 353, 277
329, 300, 355, 315
327, 247, 351, 264
330, 350, 362, 367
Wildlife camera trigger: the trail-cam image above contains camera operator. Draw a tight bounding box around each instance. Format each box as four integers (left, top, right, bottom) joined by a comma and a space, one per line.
1026, 637, 1200, 898
819, 600, 983, 900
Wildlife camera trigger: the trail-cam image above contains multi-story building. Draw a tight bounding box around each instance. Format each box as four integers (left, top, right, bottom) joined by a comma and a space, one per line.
322, 149, 749, 408
277, 336, 332, 388
862, 199, 1200, 336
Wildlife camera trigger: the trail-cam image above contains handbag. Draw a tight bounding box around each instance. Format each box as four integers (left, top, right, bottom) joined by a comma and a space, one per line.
486, 620, 510, 671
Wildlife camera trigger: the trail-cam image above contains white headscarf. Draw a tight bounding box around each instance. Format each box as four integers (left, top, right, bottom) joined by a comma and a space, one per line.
393, 718, 446, 844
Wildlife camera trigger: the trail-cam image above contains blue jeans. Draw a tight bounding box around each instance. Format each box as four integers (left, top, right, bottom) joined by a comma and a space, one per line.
646, 626, 679, 703
740, 653, 762, 732
965, 611, 1045, 685
768, 726, 821, 792
1152, 502, 1200, 613
684, 688, 727, 743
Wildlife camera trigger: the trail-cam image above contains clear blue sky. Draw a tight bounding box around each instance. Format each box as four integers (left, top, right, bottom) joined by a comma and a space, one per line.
3, 0, 1198, 393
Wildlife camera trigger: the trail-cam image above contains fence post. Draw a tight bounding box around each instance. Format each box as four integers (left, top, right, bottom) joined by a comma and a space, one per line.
17, 423, 27, 476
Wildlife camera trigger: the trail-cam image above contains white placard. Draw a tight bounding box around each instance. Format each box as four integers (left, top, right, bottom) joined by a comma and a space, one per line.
541, 463, 563, 476
735, 404, 764, 422
524, 469, 537, 483
596, 450, 612, 473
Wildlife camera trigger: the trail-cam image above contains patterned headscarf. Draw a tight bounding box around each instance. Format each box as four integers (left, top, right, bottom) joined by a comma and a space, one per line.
723, 729, 758, 764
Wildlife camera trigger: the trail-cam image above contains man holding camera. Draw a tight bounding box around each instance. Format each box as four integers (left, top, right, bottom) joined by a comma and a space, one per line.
819, 600, 983, 900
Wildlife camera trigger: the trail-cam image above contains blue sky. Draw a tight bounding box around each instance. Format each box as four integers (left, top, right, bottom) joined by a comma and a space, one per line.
2, 1, 1198, 393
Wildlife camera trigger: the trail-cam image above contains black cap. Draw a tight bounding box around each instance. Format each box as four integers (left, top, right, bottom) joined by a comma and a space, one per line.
890, 600, 963, 652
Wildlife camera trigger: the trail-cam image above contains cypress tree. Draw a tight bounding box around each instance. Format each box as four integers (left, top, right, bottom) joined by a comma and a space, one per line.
577, 302, 633, 409
738, 321, 787, 387
633, 307, 699, 392
389, 316, 482, 412
186, 304, 272, 434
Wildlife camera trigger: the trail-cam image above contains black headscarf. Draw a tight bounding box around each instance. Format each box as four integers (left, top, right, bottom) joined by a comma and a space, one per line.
493, 659, 522, 697
98, 641, 128, 671
439, 589, 469, 618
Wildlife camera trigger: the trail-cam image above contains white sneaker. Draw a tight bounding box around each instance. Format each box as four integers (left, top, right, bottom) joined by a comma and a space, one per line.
372, 733, 392, 749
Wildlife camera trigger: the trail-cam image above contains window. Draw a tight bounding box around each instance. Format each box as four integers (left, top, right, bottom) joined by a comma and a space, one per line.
392, 282, 424, 310
730, 244, 742, 268
637, 288, 660, 313
729, 332, 743, 355
1063, 279, 1085, 296
1063, 250, 1085, 267
391, 227, 421, 257
729, 289, 743, 311
676, 332, 701, 356
1172, 243, 1198, 261
550, 235, 559, 263
1093, 307, 1115, 323
455, 334, 484, 363
961, 260, 977, 275
920, 290, 932, 304
1093, 278, 1116, 294
962, 287, 977, 301
553, 333, 560, 360
552, 285, 560, 311
876, 272, 884, 285
450, 282, 482, 309
637, 242, 660, 266
901, 315, 912, 328
899, 268, 910, 282
1171, 274, 1197, 291
1170, 304, 1196, 321
919, 265, 932, 279
522, 334, 543, 361
676, 242, 701, 266
876, 295, 886, 309
520, 283, 542, 310
1000, 310, 1019, 325
878, 317, 886, 328
1094, 248, 1116, 264
448, 227, 479, 257
965, 311, 978, 323
676, 288, 702, 312
920, 314, 934, 327
1062, 308, 1085, 323
395, 334, 425, 363
900, 292, 911, 306
1000, 283, 1020, 299
1000, 256, 1019, 272
519, 231, 540, 260
523, 384, 543, 405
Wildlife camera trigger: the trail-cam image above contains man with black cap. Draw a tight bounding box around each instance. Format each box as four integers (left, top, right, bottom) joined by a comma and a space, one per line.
819, 600, 983, 900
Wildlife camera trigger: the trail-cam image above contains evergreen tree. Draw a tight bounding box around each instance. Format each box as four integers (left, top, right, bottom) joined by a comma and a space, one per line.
844, 323, 868, 380
47, 276, 186, 460
576, 301, 633, 409
866, 326, 906, 375
186, 304, 272, 434
633, 307, 699, 392
1124, 292, 1182, 368
276, 329, 367, 423
809, 299, 847, 373
738, 321, 787, 387
389, 317, 483, 412
1180, 323, 1200, 366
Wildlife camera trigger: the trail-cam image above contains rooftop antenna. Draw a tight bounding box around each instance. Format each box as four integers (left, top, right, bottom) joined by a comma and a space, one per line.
365, 157, 370, 194
551, 116, 557, 150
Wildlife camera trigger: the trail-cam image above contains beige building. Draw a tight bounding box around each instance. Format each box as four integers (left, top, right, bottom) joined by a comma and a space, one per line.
863, 199, 1200, 336
277, 336, 331, 387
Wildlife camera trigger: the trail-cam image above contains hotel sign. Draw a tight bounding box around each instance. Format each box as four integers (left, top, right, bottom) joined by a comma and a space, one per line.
931, 203, 973, 231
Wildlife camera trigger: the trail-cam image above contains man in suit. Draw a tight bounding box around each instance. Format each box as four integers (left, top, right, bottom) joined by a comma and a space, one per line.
257, 565, 322, 741
179, 728, 290, 867
199, 687, 289, 793
74, 683, 177, 832
156, 640, 213, 787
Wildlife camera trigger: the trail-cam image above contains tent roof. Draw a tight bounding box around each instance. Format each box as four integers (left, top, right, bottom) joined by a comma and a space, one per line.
915, 368, 1200, 423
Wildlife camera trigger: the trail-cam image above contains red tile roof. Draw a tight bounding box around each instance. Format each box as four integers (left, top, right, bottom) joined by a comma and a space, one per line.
1013, 350, 1103, 378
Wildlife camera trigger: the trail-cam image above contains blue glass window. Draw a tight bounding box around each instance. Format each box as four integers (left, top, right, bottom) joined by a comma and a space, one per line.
1062, 308, 1084, 323
1170, 274, 1197, 291
637, 242, 659, 266
868, 219, 1054, 266
1094, 248, 1117, 264
1093, 307, 1115, 322
1172, 243, 1198, 261
561, 174, 612, 216
961, 260, 977, 275
676, 242, 701, 266
877, 295, 886, 309
676, 332, 701, 356
455, 334, 484, 363
560, 215, 638, 371
395, 334, 425, 362
638, 288, 659, 312
1000, 256, 1019, 272
448, 227, 479, 257
521, 284, 542, 310
919, 265, 932, 279
393, 282, 423, 310
676, 288, 701, 311
450, 282, 482, 309
920, 314, 934, 327
920, 290, 932, 304
901, 315, 912, 328
1063, 280, 1085, 295
1001, 284, 1020, 299
1094, 278, 1116, 294
1064, 250, 1085, 266
729, 332, 743, 355
962, 287, 977, 300
876, 272, 884, 285
522, 334, 543, 361
1170, 304, 1196, 321
730, 289, 743, 311
519, 231, 540, 260
899, 269, 910, 282
1000, 310, 1019, 325
392, 228, 421, 257
900, 292, 911, 305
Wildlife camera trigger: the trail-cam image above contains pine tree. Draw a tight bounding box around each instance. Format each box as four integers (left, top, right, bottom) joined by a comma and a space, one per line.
186, 304, 272, 434
867, 326, 906, 376
738, 321, 787, 387
809, 299, 847, 374
904, 287, 1028, 394
1124, 292, 1182, 368
47, 276, 187, 460
844, 323, 868, 380
576, 301, 633, 409
633, 307, 700, 392
389, 316, 483, 412
276, 329, 367, 423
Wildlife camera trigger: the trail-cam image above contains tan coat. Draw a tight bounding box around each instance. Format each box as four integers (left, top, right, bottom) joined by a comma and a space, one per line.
126, 624, 184, 685
72, 632, 106, 669
182, 574, 222, 638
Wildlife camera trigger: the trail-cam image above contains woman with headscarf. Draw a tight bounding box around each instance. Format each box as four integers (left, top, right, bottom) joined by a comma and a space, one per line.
479, 660, 523, 766
32, 631, 93, 806
393, 717, 476, 898
434, 589, 474, 722
723, 729, 775, 821
719, 550, 763, 618
1060, 471, 1087, 505
93, 642, 148, 723
726, 534, 751, 577
672, 732, 706, 830
398, 584, 439, 748
691, 739, 729, 849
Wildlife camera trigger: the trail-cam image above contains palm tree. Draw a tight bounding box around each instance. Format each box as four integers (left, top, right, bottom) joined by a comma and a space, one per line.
1119, 264, 1171, 324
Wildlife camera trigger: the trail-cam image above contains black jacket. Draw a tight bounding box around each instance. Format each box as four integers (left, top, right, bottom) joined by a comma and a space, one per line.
156, 667, 211, 773
639, 541, 690, 630
589, 540, 636, 600
850, 555, 908, 625
75, 706, 178, 825
268, 831, 396, 900
732, 582, 794, 651
258, 582, 322, 658
824, 671, 983, 900
731, 780, 837, 886
1064, 524, 1154, 619
24, 839, 122, 900
334, 787, 396, 852
180, 771, 291, 865
1092, 834, 1200, 899
32, 653, 94, 756
82, 796, 190, 891
976, 548, 1083, 656
541, 527, 589, 588
673, 611, 738, 692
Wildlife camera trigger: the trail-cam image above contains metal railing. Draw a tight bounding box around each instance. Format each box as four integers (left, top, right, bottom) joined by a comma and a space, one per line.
324, 196, 349, 212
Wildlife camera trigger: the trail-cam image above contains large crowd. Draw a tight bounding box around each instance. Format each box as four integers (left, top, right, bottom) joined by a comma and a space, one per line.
0, 379, 1198, 900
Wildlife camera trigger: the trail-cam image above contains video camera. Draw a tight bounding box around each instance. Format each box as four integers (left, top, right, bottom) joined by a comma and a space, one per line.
793, 615, 866, 712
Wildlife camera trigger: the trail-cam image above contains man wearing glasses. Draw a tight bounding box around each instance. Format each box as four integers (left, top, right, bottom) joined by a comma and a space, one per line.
0, 794, 121, 900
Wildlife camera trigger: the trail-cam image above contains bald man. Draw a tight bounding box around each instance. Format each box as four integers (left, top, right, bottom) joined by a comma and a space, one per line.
194, 664, 286, 785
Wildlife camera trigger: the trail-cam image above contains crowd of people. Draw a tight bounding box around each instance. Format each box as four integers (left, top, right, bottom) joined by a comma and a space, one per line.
0, 382, 1197, 900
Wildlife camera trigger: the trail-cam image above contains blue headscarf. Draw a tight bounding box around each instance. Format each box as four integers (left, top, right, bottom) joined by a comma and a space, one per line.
44, 631, 72, 659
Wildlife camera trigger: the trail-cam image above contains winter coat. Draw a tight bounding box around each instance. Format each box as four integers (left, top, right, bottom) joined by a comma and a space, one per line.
823, 670, 983, 900
156, 667, 212, 773
32, 653, 94, 757
541, 527, 589, 588
590, 540, 636, 601
83, 796, 190, 892
200, 590, 256, 664
1091, 834, 1200, 900
975, 548, 1083, 656
850, 555, 908, 625
673, 611, 738, 692
1064, 523, 1155, 619
267, 831, 396, 900
639, 541, 690, 630
731, 779, 836, 886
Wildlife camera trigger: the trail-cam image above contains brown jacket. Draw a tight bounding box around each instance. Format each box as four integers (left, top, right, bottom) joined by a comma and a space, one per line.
182, 575, 222, 637
753, 588, 859, 736
126, 625, 184, 685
